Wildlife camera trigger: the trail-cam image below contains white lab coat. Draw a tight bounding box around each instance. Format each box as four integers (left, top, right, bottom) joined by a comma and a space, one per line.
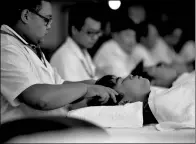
1, 25, 67, 123
94, 40, 156, 78
50, 37, 97, 81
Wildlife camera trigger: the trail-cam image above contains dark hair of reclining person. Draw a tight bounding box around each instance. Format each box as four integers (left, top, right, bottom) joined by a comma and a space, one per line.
90, 74, 158, 125
0, 116, 109, 143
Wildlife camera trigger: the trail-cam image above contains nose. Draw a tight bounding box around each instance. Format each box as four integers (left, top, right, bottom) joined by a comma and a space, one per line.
92, 34, 100, 41
46, 21, 52, 30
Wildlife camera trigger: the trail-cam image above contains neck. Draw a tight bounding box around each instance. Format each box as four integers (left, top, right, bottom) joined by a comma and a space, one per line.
12, 23, 37, 45
72, 36, 87, 55
113, 35, 132, 54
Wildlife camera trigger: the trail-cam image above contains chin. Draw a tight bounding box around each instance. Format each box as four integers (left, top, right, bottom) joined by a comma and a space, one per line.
38, 38, 44, 44
143, 79, 150, 90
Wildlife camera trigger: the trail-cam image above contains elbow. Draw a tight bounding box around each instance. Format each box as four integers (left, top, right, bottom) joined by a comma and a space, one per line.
33, 99, 52, 110
18, 91, 54, 111
35, 96, 55, 110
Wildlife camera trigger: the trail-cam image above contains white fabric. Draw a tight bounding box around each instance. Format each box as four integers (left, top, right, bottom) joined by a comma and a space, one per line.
68, 102, 143, 128
1, 25, 67, 123
131, 44, 157, 67
50, 37, 97, 81
150, 37, 174, 64
148, 72, 195, 131
179, 41, 195, 62
94, 40, 137, 78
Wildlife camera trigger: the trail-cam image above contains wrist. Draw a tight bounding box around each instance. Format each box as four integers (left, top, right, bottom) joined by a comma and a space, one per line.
83, 84, 90, 98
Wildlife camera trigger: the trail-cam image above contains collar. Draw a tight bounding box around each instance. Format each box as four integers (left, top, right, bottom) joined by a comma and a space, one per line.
1, 24, 29, 45
67, 37, 89, 61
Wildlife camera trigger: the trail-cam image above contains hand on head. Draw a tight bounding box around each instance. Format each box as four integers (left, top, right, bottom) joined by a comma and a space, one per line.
84, 85, 118, 105
87, 74, 150, 106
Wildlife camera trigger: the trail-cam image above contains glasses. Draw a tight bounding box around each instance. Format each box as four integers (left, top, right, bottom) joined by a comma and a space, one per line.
30, 9, 52, 26
82, 30, 103, 38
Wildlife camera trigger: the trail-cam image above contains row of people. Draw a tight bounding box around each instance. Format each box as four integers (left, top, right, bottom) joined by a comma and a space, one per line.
1, 0, 194, 137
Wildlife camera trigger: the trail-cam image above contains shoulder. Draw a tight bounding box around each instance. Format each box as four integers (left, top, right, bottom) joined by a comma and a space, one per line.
96, 40, 120, 55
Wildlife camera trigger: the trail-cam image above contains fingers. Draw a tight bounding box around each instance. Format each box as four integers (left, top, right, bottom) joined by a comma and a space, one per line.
99, 94, 109, 104
108, 88, 117, 103
100, 89, 118, 104
86, 85, 118, 104
118, 100, 130, 105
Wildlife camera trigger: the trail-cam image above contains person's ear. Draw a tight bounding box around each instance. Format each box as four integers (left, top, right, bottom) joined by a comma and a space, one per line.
21, 9, 31, 24
72, 26, 78, 36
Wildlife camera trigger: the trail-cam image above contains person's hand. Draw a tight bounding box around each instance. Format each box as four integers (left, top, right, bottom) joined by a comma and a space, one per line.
84, 85, 118, 104
144, 65, 178, 88
118, 99, 132, 105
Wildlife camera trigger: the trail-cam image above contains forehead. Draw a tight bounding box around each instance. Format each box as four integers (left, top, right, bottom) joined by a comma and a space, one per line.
39, 1, 52, 16
83, 17, 101, 30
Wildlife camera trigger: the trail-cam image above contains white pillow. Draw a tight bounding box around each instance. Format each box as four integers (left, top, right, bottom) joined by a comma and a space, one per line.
67, 102, 143, 128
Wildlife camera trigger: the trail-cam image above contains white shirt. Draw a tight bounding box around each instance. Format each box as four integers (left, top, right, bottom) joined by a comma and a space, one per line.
50, 37, 96, 81
94, 40, 156, 78
150, 38, 174, 64
131, 44, 156, 67
1, 25, 67, 123
94, 40, 136, 78
179, 41, 195, 62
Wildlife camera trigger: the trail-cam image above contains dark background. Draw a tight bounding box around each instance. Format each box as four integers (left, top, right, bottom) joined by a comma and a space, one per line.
1, 0, 195, 60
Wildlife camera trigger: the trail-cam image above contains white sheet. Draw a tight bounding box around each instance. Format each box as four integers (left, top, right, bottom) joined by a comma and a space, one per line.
105, 125, 195, 143
149, 78, 195, 131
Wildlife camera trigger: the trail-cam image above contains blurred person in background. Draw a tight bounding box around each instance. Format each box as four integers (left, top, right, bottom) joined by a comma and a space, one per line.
127, 2, 146, 25
50, 3, 104, 82
94, 16, 137, 78
94, 15, 156, 79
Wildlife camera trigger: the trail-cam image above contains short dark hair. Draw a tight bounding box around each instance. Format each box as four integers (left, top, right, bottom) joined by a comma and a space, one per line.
95, 75, 117, 88
2, 0, 51, 26
86, 75, 124, 106
68, 3, 105, 35
135, 21, 149, 42
110, 15, 136, 33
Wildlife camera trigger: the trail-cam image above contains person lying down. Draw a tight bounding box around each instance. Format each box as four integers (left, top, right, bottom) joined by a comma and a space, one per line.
68, 74, 195, 130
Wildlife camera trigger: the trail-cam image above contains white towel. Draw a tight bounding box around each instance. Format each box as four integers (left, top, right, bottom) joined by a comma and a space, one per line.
149, 78, 195, 131
67, 102, 143, 128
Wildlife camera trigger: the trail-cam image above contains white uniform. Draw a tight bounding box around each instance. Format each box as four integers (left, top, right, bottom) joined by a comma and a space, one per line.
94, 40, 156, 78
50, 37, 97, 81
1, 25, 67, 123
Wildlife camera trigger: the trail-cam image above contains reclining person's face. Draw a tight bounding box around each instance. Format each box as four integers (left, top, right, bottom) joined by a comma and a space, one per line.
113, 75, 150, 102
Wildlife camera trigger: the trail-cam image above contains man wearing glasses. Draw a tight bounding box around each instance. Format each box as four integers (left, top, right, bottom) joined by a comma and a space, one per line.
1, 0, 118, 124
50, 3, 103, 82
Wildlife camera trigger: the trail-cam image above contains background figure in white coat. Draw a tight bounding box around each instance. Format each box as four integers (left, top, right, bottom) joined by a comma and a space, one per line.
94, 16, 138, 78
50, 3, 103, 81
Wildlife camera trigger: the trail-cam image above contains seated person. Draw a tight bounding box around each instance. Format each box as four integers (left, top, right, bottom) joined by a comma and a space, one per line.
94, 16, 140, 78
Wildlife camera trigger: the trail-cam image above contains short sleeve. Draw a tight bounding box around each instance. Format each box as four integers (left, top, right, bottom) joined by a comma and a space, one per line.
53, 67, 65, 84
1, 45, 40, 106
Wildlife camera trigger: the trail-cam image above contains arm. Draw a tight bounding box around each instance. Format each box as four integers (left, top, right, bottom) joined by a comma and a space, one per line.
18, 82, 88, 110
1, 45, 117, 111
19, 81, 117, 111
